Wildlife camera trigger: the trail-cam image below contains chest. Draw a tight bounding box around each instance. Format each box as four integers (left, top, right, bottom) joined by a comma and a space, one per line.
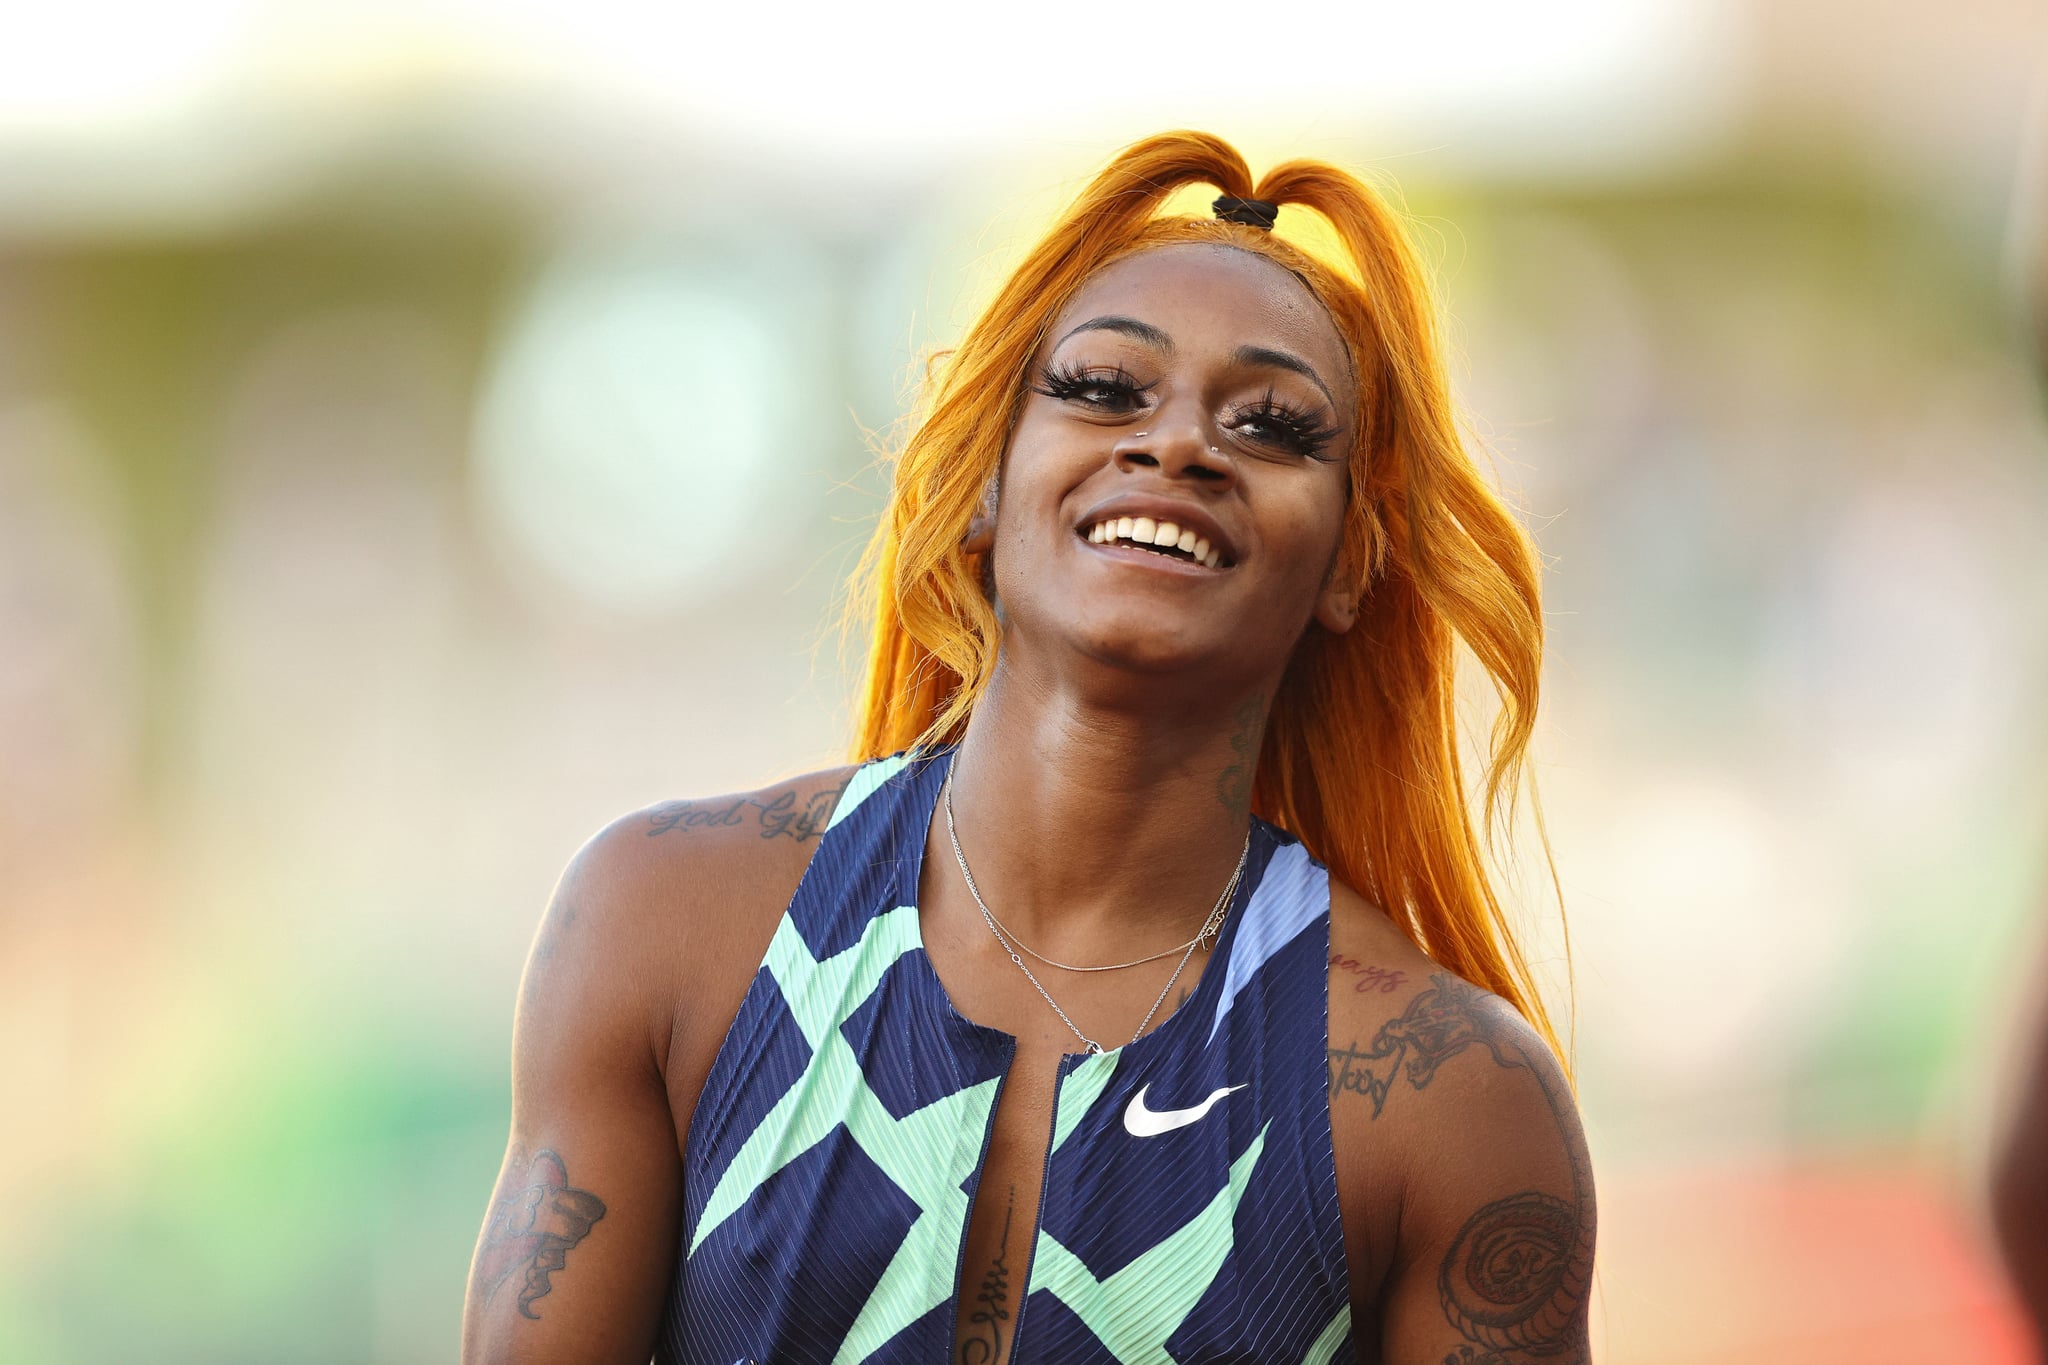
674, 949, 1352, 1362
663, 771, 1356, 1363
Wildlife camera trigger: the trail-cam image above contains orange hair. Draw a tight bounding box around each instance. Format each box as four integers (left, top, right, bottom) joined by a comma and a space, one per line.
846, 131, 1567, 1059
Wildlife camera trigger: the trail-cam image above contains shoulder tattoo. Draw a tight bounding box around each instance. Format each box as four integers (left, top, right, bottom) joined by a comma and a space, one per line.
1327, 969, 1520, 1119
645, 776, 851, 843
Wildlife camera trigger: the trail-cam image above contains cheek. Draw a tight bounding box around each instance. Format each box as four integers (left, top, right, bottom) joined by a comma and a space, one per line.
1272, 486, 1351, 581
993, 427, 1087, 538
984, 455, 1062, 602
1310, 464, 1359, 565
1320, 499, 1355, 575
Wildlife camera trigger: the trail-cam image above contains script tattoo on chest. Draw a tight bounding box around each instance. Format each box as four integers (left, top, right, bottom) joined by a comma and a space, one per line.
645, 778, 850, 843
959, 1187, 1015, 1364
1324, 973, 1595, 1364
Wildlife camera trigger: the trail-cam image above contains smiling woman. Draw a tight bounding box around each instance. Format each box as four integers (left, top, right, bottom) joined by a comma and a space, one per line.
461, 131, 1592, 1365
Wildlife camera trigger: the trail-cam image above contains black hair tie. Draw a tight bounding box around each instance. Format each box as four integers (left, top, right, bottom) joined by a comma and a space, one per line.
1212, 195, 1280, 230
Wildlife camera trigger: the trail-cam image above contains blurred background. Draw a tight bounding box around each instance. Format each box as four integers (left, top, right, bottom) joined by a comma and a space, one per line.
3, 1, 2046, 1361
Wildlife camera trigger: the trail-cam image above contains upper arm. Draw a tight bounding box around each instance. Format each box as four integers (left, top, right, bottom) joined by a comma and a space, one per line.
1364, 975, 1596, 1365
461, 766, 860, 1364
461, 813, 692, 1365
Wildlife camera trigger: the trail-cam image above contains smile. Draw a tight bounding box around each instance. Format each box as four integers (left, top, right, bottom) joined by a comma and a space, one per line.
1084, 516, 1228, 570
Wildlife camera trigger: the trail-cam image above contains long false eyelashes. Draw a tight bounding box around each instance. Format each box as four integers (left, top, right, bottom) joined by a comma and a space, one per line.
1031, 361, 1152, 408
1226, 384, 1342, 461
1033, 363, 1342, 461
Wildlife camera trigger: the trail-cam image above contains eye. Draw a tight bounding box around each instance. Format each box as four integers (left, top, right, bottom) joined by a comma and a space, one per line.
1224, 389, 1341, 461
1032, 362, 1151, 413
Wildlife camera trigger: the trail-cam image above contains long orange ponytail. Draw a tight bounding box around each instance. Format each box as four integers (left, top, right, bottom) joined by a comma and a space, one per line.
845, 131, 1568, 1061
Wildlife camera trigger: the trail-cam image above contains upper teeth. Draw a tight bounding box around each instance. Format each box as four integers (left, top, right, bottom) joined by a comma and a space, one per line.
1086, 517, 1222, 568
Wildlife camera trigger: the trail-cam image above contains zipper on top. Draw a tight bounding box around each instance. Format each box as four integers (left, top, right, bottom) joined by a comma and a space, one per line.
1003, 1048, 1091, 1362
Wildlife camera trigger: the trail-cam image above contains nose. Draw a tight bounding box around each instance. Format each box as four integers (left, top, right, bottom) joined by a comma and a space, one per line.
1111, 401, 1234, 487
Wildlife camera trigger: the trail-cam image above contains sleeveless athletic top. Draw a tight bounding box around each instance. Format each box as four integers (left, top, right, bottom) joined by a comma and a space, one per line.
656, 748, 1354, 1364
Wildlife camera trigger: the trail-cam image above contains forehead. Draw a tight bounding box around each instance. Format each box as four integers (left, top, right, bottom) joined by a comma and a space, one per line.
1048, 244, 1353, 391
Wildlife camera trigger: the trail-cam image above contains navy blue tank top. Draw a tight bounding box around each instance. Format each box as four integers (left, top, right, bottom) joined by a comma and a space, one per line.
656, 748, 1354, 1363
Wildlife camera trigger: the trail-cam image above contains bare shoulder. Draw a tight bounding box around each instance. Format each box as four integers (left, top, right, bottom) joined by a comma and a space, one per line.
521, 765, 863, 1074
1322, 877, 1572, 1132
470, 765, 863, 1362
609, 764, 862, 928
1322, 876, 1595, 1361
538, 766, 860, 950
1325, 878, 1443, 1047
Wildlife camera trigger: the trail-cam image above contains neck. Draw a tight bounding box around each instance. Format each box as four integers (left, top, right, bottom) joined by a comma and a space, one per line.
942, 664, 1268, 952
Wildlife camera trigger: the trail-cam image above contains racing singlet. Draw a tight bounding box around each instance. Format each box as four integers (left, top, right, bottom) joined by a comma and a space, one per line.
656, 748, 1354, 1364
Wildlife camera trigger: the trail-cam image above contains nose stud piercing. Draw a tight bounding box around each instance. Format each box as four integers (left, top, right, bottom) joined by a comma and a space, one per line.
1126, 433, 1224, 456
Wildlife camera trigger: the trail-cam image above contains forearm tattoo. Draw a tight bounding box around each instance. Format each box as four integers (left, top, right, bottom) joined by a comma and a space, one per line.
1328, 972, 1595, 1364
645, 779, 849, 843
472, 1149, 608, 1320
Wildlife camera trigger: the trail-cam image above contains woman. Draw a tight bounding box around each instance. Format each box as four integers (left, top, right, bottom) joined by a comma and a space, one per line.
461, 130, 1595, 1365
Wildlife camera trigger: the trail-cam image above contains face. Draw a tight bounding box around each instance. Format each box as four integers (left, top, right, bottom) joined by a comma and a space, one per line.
983, 243, 1360, 692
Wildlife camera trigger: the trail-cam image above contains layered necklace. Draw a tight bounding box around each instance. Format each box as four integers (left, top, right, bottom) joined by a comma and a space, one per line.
941, 768, 1251, 1055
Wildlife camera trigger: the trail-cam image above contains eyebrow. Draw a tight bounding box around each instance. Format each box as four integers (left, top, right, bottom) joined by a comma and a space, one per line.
1234, 344, 1338, 410
1054, 314, 1175, 351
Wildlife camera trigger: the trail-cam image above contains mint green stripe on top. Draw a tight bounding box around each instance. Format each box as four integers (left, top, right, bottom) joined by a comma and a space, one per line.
688, 900, 1005, 1356
1027, 1123, 1269, 1360
1301, 1305, 1352, 1364
688, 907, 923, 1253
827, 753, 913, 829
1051, 1050, 1119, 1155
830, 1071, 1004, 1363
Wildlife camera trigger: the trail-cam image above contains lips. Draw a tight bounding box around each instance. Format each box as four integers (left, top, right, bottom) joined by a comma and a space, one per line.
1085, 515, 1223, 568
1075, 500, 1237, 570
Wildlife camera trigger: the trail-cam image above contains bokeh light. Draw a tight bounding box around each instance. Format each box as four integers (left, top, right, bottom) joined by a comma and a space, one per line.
474, 240, 818, 612
3, 2, 2045, 1362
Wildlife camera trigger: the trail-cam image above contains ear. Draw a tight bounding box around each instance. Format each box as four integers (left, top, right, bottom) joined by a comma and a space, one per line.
1314, 580, 1358, 634
961, 513, 995, 555
960, 474, 999, 554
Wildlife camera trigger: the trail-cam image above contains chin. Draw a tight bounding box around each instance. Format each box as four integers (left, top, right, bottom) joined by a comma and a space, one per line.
1002, 588, 1295, 687
1065, 611, 1240, 679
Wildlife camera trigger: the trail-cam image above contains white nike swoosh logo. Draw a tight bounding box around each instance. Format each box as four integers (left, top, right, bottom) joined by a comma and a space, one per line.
1122, 1083, 1247, 1137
